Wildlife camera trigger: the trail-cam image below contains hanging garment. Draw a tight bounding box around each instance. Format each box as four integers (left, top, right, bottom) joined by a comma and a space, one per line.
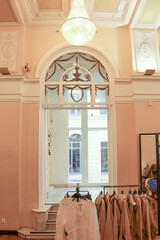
110, 194, 121, 240
146, 195, 158, 240
103, 194, 114, 240
127, 194, 136, 239
133, 194, 143, 240
95, 194, 106, 240
55, 198, 100, 240
117, 194, 132, 240
147, 179, 157, 193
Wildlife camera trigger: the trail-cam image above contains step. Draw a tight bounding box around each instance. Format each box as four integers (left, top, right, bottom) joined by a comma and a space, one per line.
50, 204, 59, 212
48, 212, 57, 221
46, 220, 56, 231
18, 227, 55, 240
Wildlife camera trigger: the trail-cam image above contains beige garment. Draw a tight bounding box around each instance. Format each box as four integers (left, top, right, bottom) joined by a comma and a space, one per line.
127, 194, 136, 239
133, 194, 143, 240
110, 194, 121, 240
150, 197, 158, 225
146, 195, 158, 240
141, 194, 152, 240
103, 194, 113, 240
95, 194, 106, 240
55, 198, 100, 240
117, 194, 132, 240
140, 194, 147, 240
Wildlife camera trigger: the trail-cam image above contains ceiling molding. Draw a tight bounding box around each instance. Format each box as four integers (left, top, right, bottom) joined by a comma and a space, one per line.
6, 0, 137, 28
122, 0, 138, 25
2, 0, 157, 29
16, 0, 70, 25
9, 0, 26, 26
131, 0, 160, 29
130, 0, 146, 28
89, 0, 138, 28
0, 22, 19, 26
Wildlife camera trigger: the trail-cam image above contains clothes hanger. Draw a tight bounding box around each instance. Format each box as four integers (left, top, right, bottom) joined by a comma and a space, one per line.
71, 183, 87, 202
72, 192, 87, 202
133, 190, 137, 195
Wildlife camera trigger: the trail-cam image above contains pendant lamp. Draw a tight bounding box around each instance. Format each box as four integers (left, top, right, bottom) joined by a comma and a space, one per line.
61, 0, 96, 46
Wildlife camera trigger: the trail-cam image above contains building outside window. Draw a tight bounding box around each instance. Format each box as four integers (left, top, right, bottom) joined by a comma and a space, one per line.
69, 134, 81, 173
101, 142, 108, 173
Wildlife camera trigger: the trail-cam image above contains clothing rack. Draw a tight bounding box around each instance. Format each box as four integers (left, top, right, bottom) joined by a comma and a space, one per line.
102, 184, 141, 195
66, 183, 92, 201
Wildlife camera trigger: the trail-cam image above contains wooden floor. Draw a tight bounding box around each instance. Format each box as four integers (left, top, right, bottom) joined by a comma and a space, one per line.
0, 236, 22, 240
0, 234, 160, 240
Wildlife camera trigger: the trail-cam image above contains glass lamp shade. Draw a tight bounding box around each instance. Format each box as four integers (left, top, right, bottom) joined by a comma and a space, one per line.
61, 0, 96, 46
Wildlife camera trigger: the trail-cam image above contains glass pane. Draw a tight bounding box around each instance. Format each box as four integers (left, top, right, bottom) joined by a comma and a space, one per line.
69, 129, 82, 182
63, 88, 91, 103
46, 65, 63, 82
72, 143, 80, 148
69, 111, 81, 129
101, 146, 108, 173
63, 67, 91, 82
95, 87, 109, 103
45, 87, 59, 103
101, 142, 108, 148
88, 109, 107, 128
91, 70, 106, 83
87, 109, 108, 183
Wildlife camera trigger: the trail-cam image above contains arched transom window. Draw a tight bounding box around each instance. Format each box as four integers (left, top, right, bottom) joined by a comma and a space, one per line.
43, 52, 110, 107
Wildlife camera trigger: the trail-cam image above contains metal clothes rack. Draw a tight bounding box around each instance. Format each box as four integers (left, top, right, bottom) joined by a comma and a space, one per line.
65, 183, 92, 200
102, 184, 141, 195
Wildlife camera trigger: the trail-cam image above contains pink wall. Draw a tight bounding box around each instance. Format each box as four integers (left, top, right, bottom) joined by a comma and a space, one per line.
135, 101, 160, 133
0, 25, 134, 78
116, 26, 133, 77
116, 103, 138, 185
0, 102, 20, 230
19, 103, 39, 227
0, 102, 39, 230
116, 101, 160, 187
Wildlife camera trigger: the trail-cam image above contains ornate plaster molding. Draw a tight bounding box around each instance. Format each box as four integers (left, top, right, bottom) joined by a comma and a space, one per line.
134, 29, 157, 72
0, 31, 19, 72
10, 0, 137, 28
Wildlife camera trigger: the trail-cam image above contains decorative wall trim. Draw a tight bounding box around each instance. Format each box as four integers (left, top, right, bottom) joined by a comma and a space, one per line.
134, 30, 157, 72
115, 75, 160, 103
0, 76, 40, 103
1, 75, 160, 103
0, 31, 19, 72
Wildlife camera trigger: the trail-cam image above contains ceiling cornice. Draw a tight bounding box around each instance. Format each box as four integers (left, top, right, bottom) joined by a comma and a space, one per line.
131, 0, 160, 29
8, 0, 138, 28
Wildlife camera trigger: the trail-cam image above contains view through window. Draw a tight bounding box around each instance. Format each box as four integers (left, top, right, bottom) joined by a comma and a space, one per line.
43, 52, 110, 202
46, 108, 108, 186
